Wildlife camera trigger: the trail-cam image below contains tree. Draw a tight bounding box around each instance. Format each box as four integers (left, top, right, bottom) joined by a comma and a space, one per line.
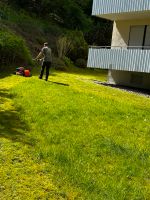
5, 0, 112, 46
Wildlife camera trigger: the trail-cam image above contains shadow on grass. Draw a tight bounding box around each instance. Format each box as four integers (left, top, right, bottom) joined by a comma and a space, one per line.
31, 66, 57, 77
48, 80, 69, 86
94, 80, 150, 96
0, 89, 33, 145
0, 68, 15, 78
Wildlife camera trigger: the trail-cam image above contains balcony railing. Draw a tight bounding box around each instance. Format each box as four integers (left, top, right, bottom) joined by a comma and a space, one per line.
87, 46, 150, 73
92, 0, 150, 20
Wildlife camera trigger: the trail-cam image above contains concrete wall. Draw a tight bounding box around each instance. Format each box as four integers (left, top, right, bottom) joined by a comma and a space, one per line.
111, 19, 150, 47
110, 19, 150, 90
108, 70, 150, 90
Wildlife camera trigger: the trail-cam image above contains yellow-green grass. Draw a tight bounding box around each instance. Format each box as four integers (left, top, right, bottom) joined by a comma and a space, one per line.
0, 68, 150, 199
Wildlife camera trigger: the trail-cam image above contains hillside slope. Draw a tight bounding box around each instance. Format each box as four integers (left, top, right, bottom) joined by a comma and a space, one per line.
0, 2, 112, 70
0, 3, 62, 63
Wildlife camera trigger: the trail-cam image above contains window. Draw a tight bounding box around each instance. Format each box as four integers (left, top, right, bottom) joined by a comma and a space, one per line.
143, 26, 150, 49
128, 25, 150, 49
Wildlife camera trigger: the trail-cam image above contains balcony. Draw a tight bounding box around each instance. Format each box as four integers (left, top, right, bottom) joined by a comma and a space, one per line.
92, 0, 150, 20
87, 46, 150, 73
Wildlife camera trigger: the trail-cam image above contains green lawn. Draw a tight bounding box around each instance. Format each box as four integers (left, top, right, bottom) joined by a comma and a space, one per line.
0, 68, 150, 200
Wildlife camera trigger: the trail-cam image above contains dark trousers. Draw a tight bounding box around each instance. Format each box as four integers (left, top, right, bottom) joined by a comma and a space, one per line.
39, 61, 51, 80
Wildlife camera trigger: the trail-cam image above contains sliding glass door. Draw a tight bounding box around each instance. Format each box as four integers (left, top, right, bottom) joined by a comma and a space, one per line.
128, 25, 150, 49
144, 25, 150, 49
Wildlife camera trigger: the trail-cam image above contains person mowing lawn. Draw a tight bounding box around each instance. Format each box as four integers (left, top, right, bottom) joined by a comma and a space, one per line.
35, 42, 52, 81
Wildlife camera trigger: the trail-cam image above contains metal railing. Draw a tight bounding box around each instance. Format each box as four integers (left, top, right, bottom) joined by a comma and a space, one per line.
92, 0, 150, 16
89, 46, 150, 49
87, 46, 150, 73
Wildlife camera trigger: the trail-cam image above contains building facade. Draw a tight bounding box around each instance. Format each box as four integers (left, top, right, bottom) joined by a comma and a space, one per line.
87, 0, 150, 90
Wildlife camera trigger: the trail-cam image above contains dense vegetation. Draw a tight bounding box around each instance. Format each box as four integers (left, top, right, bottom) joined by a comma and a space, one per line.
0, 0, 112, 68
0, 29, 32, 66
8, 0, 112, 45
11, 0, 92, 31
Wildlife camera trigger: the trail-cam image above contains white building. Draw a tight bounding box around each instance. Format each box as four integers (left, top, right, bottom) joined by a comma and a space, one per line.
87, 0, 150, 90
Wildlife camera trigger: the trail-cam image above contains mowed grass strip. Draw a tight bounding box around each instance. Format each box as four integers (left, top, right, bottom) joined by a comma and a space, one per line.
0, 68, 150, 199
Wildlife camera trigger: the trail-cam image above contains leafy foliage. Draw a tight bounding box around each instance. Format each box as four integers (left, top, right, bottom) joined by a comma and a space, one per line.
86, 18, 113, 46
7, 0, 92, 31
75, 58, 87, 68
56, 36, 73, 59
56, 30, 88, 62
0, 0, 112, 69
67, 31, 88, 62
5, 0, 112, 44
0, 29, 32, 66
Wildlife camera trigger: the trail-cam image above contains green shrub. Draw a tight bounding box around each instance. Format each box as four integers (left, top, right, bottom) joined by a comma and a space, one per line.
52, 57, 68, 71
0, 10, 8, 20
75, 58, 87, 68
0, 29, 32, 66
66, 30, 88, 62
63, 56, 74, 68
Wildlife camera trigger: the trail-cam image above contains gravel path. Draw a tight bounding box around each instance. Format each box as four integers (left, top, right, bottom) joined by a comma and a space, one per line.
93, 80, 150, 98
